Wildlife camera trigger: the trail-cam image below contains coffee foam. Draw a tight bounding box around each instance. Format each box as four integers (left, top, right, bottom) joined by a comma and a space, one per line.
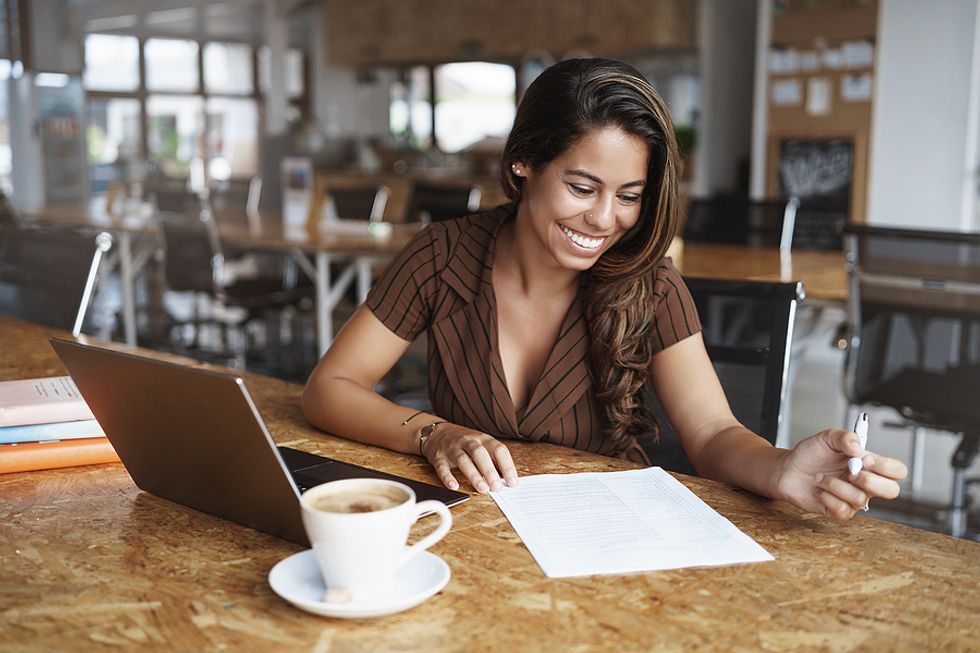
311, 486, 408, 514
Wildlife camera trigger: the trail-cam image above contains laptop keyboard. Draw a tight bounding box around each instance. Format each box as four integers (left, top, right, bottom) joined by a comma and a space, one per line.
277, 445, 469, 507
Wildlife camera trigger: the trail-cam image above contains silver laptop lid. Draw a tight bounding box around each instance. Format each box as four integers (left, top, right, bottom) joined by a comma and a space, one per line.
50, 338, 307, 545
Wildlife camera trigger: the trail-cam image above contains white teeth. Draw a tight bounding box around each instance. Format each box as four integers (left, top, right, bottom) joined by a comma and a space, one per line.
559, 224, 604, 249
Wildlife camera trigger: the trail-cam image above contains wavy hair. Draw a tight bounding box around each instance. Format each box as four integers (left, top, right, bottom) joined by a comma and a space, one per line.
499, 58, 681, 452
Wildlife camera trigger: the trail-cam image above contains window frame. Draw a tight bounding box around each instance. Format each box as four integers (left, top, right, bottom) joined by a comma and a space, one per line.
82, 33, 309, 183
388, 60, 520, 153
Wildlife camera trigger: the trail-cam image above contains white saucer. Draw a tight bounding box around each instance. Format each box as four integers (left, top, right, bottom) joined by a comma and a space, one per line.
268, 549, 450, 619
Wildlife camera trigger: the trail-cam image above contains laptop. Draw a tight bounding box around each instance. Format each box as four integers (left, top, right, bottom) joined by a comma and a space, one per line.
49, 338, 467, 546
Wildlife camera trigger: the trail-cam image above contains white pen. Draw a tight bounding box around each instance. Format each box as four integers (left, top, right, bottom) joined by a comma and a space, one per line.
848, 412, 869, 477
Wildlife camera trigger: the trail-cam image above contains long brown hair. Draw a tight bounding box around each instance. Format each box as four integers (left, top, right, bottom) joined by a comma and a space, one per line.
499, 58, 681, 452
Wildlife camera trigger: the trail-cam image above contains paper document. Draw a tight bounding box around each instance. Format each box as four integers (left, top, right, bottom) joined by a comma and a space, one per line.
490, 468, 773, 578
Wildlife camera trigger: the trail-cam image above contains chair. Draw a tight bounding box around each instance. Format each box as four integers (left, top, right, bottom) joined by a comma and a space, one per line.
0, 227, 113, 336
210, 177, 262, 235
745, 197, 799, 251
643, 277, 803, 474
747, 197, 845, 252
156, 207, 308, 368
842, 224, 980, 537
682, 195, 749, 244
405, 182, 481, 224
146, 178, 201, 215
326, 184, 390, 222
686, 195, 843, 252
0, 192, 22, 230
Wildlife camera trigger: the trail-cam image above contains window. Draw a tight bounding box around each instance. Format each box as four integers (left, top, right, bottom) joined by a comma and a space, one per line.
389, 66, 431, 149
81, 36, 304, 192
83, 34, 139, 92
145, 39, 199, 93
258, 46, 304, 99
388, 62, 516, 153
86, 98, 141, 192
147, 95, 204, 178
434, 62, 515, 153
205, 97, 258, 180
204, 42, 253, 95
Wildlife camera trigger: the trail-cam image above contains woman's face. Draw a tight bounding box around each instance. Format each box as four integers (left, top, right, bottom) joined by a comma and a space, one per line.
515, 126, 649, 272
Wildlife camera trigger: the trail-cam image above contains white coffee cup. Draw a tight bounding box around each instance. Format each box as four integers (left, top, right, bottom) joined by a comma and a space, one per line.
299, 478, 452, 602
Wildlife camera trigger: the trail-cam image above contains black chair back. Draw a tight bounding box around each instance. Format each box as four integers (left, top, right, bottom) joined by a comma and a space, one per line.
844, 225, 980, 432
328, 185, 389, 221
146, 178, 200, 214
682, 195, 752, 244
0, 227, 113, 335
210, 177, 262, 234
745, 199, 795, 248
405, 182, 480, 224
0, 192, 21, 230
210, 179, 251, 211
158, 213, 222, 295
644, 277, 802, 474
685, 195, 843, 251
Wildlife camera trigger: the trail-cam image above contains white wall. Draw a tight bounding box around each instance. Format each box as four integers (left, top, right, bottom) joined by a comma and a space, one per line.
692, 0, 758, 198
867, 0, 980, 230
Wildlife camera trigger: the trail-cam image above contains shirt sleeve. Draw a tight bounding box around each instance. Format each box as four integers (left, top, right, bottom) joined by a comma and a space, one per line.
365, 226, 440, 341
650, 257, 702, 353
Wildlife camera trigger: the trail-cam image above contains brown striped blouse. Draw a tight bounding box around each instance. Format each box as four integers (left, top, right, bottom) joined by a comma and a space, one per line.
366, 205, 701, 464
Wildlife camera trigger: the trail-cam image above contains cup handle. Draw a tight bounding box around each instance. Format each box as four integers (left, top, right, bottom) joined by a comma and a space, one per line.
400, 500, 452, 566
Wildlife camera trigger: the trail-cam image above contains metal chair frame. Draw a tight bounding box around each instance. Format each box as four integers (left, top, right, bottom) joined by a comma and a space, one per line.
843, 224, 980, 537
0, 228, 113, 336
645, 277, 803, 473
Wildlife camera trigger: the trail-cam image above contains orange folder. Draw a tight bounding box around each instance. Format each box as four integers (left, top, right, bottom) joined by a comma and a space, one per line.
0, 437, 120, 474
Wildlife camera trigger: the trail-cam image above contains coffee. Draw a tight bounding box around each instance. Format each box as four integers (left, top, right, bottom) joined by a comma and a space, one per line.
301, 478, 453, 601
311, 486, 408, 514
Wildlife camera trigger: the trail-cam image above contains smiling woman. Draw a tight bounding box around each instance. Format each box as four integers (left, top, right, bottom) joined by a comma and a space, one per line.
302, 58, 907, 521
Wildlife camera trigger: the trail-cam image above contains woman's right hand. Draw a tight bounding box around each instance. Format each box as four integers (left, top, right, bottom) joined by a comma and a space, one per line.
421, 423, 519, 494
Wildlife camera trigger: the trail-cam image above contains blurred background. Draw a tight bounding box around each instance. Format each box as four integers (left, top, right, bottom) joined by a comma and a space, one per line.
1, 0, 979, 536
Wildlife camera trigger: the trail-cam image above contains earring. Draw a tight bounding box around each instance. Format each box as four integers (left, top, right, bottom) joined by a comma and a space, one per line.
511, 164, 522, 175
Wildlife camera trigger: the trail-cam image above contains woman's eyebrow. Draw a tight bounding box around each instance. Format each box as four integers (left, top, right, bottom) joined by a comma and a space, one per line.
565, 169, 645, 188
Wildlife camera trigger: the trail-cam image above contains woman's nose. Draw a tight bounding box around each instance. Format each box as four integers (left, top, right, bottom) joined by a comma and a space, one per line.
583, 196, 616, 231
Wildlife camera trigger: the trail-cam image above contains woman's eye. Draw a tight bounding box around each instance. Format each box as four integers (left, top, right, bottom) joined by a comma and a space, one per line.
618, 194, 641, 205
568, 184, 594, 197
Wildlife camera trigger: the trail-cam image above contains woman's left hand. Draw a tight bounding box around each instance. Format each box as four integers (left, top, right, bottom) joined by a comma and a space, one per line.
774, 428, 908, 519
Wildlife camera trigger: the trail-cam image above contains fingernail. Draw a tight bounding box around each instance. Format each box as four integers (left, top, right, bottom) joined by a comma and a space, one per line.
507, 474, 519, 487
478, 481, 489, 493
814, 473, 824, 484
449, 481, 459, 490
491, 480, 503, 492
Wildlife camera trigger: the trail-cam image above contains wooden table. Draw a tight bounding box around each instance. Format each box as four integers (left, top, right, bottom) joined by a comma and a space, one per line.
22, 203, 847, 351
214, 212, 419, 354
671, 240, 847, 303
2, 317, 978, 652
22, 201, 419, 353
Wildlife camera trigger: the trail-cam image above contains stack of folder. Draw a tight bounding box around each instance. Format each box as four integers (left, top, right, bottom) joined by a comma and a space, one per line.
0, 376, 119, 473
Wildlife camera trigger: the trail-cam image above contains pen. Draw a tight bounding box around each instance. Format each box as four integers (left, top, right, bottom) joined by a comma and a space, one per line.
848, 412, 869, 476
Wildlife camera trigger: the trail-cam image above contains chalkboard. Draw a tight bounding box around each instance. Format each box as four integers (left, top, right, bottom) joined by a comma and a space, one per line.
777, 138, 852, 213
775, 138, 852, 249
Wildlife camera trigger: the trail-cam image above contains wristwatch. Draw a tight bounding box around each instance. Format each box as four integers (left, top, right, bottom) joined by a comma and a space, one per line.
418, 421, 446, 456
